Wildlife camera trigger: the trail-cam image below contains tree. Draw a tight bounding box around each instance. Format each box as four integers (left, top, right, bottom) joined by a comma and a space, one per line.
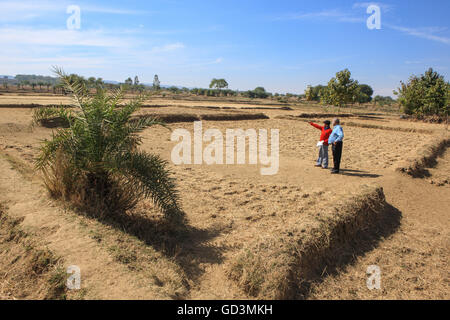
326, 69, 360, 110
168, 86, 180, 94
243, 87, 269, 99
36, 67, 182, 220
209, 78, 228, 90
253, 87, 268, 98
123, 77, 133, 92
373, 95, 395, 106
134, 76, 139, 86
87, 77, 96, 89
356, 84, 374, 103
394, 68, 449, 118
153, 75, 160, 90
95, 78, 104, 93
305, 85, 327, 102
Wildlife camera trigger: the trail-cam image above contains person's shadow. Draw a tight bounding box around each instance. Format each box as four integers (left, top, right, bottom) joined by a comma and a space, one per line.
339, 169, 381, 178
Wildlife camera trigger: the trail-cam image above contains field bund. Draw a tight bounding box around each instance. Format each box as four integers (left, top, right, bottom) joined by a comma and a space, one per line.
0, 98, 448, 299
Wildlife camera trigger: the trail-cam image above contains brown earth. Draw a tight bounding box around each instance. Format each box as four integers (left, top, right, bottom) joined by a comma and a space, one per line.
0, 96, 448, 299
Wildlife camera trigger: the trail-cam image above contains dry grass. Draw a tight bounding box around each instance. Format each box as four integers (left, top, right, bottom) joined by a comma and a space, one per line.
200, 112, 269, 121
133, 113, 200, 123
0, 150, 34, 179
34, 111, 270, 128
41, 151, 140, 218
342, 121, 434, 134
227, 185, 399, 299
0, 100, 448, 300
0, 151, 190, 299
294, 113, 355, 119
396, 135, 450, 177
0, 204, 68, 300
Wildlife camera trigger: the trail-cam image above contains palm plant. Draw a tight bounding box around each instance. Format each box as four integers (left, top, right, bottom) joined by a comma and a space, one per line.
36, 67, 182, 220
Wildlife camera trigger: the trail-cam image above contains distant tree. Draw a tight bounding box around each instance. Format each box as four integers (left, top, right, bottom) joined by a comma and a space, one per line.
326, 69, 360, 110
125, 77, 133, 86
134, 76, 139, 86
95, 78, 104, 93
153, 75, 160, 90
394, 68, 449, 118
123, 77, 133, 92
254, 87, 268, 98
87, 77, 96, 89
244, 87, 269, 99
209, 78, 228, 90
168, 86, 180, 94
373, 95, 395, 106
356, 84, 374, 103
305, 85, 327, 102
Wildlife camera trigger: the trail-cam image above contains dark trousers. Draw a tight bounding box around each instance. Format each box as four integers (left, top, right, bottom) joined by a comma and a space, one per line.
332, 141, 343, 171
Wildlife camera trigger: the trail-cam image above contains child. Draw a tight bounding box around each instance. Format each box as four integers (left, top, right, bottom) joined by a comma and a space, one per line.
309, 120, 332, 169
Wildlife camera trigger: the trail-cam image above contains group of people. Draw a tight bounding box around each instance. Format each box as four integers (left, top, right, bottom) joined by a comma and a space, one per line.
308, 118, 344, 174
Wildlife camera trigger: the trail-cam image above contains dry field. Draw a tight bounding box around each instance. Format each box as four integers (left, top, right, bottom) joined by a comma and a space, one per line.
0, 94, 449, 300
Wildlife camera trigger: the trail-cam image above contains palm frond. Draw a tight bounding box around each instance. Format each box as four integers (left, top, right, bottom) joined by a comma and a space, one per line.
37, 66, 181, 219
52, 66, 89, 109
109, 151, 182, 218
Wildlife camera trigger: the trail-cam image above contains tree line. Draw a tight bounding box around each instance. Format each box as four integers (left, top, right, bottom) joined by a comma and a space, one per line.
304, 67, 449, 119
3, 69, 448, 118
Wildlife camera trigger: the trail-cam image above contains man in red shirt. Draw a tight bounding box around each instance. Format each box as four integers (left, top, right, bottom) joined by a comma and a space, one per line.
309, 120, 332, 169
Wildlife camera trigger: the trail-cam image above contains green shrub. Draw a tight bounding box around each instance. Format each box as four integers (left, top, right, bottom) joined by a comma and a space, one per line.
36, 67, 182, 220
395, 68, 449, 117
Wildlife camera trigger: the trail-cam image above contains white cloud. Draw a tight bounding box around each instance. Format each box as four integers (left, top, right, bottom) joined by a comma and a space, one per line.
179, 57, 224, 69
274, 6, 450, 45
386, 24, 450, 45
276, 9, 351, 21
352, 2, 394, 12
0, 0, 150, 22
0, 0, 61, 21
0, 27, 135, 47
81, 4, 152, 15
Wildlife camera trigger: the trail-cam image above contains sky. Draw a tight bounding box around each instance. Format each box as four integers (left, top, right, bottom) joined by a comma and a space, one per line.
0, 0, 449, 96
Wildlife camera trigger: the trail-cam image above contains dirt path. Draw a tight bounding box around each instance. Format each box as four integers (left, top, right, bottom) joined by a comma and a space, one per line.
308, 171, 450, 299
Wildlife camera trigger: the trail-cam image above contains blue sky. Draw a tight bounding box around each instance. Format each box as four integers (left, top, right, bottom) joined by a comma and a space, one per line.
0, 0, 449, 96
